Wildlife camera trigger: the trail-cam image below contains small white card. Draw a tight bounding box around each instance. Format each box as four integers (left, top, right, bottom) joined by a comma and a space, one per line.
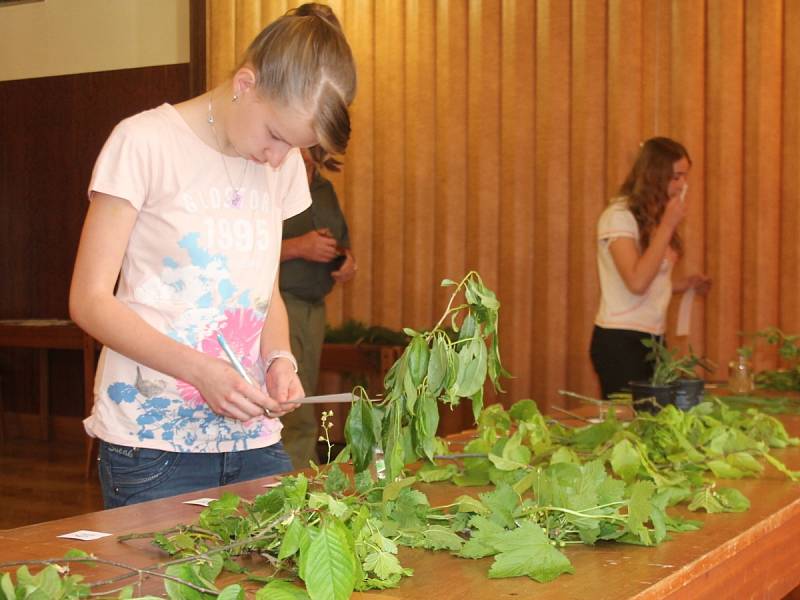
58, 530, 112, 541
182, 497, 217, 507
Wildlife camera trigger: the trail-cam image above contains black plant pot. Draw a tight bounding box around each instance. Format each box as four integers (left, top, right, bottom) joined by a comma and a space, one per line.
673, 378, 705, 411
629, 381, 677, 414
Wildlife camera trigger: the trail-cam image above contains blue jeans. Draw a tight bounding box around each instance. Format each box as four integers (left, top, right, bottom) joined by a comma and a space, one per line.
98, 441, 293, 508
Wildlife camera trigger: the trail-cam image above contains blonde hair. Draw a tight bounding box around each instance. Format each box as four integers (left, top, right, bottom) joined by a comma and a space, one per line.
242, 3, 356, 164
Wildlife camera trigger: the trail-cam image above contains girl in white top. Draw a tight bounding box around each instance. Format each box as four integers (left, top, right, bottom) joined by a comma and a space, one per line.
590, 137, 711, 399
69, 3, 356, 507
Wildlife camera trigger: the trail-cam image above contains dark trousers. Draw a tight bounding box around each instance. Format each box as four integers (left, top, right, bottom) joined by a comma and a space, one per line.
589, 326, 661, 399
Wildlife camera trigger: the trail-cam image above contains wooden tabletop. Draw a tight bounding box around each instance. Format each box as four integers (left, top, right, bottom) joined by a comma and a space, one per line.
1, 417, 800, 599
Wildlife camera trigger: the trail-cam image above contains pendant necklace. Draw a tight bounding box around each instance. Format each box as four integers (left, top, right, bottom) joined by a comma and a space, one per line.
207, 94, 249, 208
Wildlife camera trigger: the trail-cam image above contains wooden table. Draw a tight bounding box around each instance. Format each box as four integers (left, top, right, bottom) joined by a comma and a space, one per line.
0, 319, 96, 442
1, 414, 800, 598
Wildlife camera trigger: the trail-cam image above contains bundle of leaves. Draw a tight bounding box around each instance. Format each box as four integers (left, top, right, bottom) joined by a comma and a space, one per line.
345, 272, 509, 481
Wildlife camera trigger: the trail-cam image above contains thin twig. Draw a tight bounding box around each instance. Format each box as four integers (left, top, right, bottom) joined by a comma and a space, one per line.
550, 405, 595, 424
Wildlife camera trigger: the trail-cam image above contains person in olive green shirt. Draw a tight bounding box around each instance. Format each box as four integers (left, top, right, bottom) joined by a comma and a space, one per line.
279, 149, 356, 469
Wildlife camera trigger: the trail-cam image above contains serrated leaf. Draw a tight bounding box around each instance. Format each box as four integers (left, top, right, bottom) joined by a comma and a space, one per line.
487, 521, 574, 582
363, 550, 405, 580
479, 484, 518, 529
421, 525, 465, 551
302, 518, 356, 600
626, 481, 655, 545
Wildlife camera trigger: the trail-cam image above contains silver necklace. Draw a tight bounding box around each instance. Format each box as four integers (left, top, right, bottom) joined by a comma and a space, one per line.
207, 95, 249, 208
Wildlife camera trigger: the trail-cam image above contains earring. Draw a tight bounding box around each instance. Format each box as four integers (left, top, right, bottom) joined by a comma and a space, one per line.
232, 94, 239, 102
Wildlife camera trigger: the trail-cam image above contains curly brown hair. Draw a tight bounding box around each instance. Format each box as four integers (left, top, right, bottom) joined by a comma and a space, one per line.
619, 137, 691, 255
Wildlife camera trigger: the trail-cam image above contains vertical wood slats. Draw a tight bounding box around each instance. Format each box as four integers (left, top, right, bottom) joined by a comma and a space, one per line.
207, 1, 798, 424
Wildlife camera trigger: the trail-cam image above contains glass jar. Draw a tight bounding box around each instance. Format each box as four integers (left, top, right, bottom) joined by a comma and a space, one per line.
728, 355, 753, 394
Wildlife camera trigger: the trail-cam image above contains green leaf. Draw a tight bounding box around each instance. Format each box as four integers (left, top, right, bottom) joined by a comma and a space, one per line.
427, 336, 449, 395
421, 525, 464, 551
453, 494, 490, 515
1, 573, 16, 600
324, 464, 349, 495
707, 460, 745, 479
217, 585, 245, 600
610, 439, 641, 483
417, 463, 456, 483
255, 580, 311, 600
363, 550, 405, 580
382, 476, 417, 502
508, 399, 540, 422
715, 487, 751, 512
408, 335, 431, 387
345, 398, 376, 473
164, 563, 215, 600
278, 517, 305, 560
414, 391, 440, 461
459, 515, 505, 559
487, 521, 574, 582
479, 483, 518, 529
302, 517, 356, 600
626, 481, 656, 545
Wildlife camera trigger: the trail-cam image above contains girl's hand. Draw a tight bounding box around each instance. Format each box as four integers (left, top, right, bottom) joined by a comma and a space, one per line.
265, 358, 303, 415
687, 273, 712, 295
661, 195, 689, 231
194, 357, 282, 421
194, 356, 298, 421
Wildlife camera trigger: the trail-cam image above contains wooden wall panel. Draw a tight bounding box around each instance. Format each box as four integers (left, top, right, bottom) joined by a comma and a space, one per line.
642, 0, 671, 136
743, 0, 783, 369
781, 0, 800, 335
668, 0, 707, 356
532, 0, 571, 409
498, 0, 535, 404
706, 0, 744, 377
204, 1, 799, 432
403, 0, 436, 330
372, 0, 406, 330
607, 0, 643, 199
568, 0, 606, 403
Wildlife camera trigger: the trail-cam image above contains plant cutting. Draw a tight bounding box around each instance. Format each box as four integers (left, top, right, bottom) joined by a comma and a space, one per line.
630, 337, 713, 413
741, 327, 800, 392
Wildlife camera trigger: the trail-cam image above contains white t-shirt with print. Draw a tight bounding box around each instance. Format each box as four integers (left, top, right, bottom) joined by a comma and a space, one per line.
594, 199, 674, 335
83, 103, 311, 453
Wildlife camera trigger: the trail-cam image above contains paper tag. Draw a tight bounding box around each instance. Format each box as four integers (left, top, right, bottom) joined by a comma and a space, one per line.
58, 530, 112, 541
182, 497, 217, 507
676, 287, 695, 337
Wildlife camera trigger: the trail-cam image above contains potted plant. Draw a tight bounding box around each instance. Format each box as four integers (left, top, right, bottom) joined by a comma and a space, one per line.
630, 337, 713, 413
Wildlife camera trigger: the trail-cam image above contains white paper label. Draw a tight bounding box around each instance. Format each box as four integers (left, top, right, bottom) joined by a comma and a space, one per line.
676, 287, 696, 337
